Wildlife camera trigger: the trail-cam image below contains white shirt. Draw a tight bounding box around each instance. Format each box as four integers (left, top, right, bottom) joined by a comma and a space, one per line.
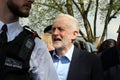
0, 21, 58, 80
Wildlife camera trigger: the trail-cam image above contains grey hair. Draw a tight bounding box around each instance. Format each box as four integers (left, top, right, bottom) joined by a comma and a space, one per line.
54, 13, 80, 32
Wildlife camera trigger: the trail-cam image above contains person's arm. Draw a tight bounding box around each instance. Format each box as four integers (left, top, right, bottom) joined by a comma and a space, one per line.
29, 37, 58, 80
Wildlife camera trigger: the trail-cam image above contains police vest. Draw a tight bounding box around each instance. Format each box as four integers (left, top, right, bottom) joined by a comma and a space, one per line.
0, 26, 38, 80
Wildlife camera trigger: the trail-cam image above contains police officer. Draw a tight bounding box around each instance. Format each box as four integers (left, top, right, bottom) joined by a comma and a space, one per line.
0, 0, 58, 80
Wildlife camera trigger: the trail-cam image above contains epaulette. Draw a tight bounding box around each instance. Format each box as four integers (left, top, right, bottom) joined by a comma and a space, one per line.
23, 25, 40, 38
23, 26, 38, 36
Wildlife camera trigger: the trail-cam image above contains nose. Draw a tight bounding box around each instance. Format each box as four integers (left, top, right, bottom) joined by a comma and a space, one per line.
52, 28, 59, 35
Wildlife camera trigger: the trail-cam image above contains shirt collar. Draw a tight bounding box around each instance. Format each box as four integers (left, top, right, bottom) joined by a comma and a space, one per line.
53, 45, 74, 62
0, 21, 5, 30
0, 21, 23, 34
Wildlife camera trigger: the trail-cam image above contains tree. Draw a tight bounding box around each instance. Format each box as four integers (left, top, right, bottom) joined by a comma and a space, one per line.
27, 0, 120, 46
99, 0, 120, 45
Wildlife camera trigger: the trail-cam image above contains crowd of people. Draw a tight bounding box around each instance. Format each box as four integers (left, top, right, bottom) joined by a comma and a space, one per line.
0, 0, 119, 80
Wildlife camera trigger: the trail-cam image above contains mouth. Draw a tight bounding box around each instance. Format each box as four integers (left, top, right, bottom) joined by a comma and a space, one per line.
23, 4, 31, 11
53, 37, 61, 42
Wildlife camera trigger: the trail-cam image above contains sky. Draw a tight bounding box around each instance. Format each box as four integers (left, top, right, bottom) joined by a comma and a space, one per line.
100, 17, 120, 40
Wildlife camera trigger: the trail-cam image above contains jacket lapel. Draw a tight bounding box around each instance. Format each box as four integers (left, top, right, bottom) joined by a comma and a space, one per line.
67, 46, 83, 80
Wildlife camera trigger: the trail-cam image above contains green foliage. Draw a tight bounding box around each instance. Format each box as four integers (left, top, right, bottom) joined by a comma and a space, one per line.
21, 0, 120, 45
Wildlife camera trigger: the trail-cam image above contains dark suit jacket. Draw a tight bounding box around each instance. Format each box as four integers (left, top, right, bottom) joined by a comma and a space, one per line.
50, 46, 104, 80
67, 46, 103, 80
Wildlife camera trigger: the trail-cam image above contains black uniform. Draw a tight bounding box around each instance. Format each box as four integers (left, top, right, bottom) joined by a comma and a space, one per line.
0, 27, 37, 80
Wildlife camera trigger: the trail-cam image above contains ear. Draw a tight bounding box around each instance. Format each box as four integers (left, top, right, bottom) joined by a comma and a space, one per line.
71, 31, 78, 40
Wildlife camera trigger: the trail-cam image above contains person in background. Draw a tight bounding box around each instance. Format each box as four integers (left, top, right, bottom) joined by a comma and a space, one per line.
44, 25, 52, 33
97, 39, 116, 55
51, 13, 103, 80
100, 26, 120, 80
0, 0, 58, 80
40, 25, 55, 52
74, 39, 98, 54
84, 42, 98, 54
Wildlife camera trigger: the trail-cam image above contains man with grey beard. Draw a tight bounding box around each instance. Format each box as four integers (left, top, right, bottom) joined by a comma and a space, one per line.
51, 13, 103, 80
